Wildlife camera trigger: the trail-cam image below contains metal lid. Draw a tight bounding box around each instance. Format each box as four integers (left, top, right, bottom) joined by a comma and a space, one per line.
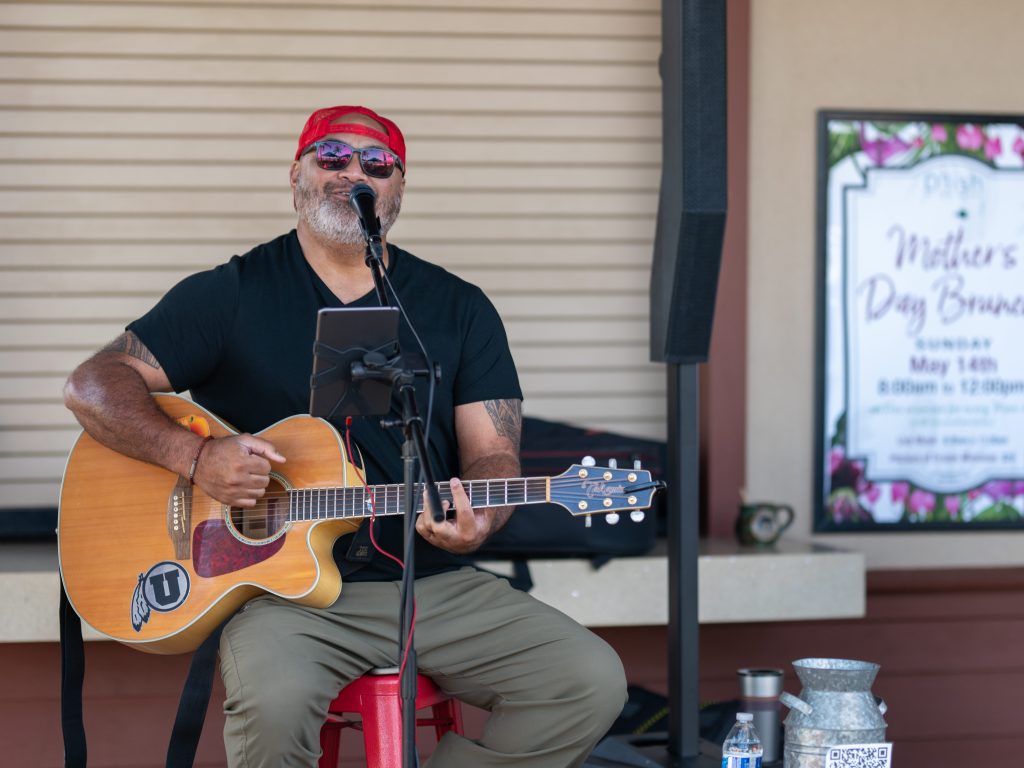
737, 667, 784, 698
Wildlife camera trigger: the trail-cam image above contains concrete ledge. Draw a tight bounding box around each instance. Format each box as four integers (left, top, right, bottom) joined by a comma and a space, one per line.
483, 538, 865, 626
0, 538, 864, 643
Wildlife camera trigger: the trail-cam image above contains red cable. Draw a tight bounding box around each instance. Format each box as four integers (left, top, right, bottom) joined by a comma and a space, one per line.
344, 416, 406, 571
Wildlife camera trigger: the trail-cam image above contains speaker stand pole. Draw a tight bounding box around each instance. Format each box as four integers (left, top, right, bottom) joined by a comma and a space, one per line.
667, 362, 703, 763
585, 364, 715, 768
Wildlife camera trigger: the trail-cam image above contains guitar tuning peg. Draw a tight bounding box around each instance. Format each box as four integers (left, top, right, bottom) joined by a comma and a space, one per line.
633, 458, 643, 470
608, 458, 618, 469
630, 510, 645, 523
584, 516, 592, 528
581, 456, 596, 467
605, 513, 620, 525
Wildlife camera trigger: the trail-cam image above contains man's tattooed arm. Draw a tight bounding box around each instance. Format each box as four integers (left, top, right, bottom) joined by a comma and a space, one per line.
62, 329, 196, 475
102, 331, 160, 368
484, 398, 522, 453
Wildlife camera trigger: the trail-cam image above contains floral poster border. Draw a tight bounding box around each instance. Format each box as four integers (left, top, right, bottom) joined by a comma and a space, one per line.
814, 109, 1024, 532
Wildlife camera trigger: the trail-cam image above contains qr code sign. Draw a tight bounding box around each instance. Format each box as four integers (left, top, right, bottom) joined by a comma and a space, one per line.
824, 743, 892, 768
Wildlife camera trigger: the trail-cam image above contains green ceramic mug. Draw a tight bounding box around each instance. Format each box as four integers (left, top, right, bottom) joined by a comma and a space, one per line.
735, 502, 794, 545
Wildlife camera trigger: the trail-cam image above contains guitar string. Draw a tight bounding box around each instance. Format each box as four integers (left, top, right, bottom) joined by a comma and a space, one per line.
161, 477, 616, 510
148, 476, 648, 529
73, 477, 624, 519
163, 477, 620, 502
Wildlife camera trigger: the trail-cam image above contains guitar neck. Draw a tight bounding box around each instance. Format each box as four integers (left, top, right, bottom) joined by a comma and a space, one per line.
287, 477, 551, 522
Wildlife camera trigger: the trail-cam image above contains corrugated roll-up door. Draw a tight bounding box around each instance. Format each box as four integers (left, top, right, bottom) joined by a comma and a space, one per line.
0, 0, 663, 516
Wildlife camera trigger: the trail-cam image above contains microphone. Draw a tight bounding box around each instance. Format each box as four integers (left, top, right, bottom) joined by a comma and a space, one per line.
348, 183, 382, 242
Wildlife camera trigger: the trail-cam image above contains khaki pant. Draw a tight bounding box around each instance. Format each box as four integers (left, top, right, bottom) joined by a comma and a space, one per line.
219, 567, 627, 767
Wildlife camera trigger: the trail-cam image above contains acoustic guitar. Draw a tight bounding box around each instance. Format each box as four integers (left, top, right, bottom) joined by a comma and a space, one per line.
58, 394, 663, 654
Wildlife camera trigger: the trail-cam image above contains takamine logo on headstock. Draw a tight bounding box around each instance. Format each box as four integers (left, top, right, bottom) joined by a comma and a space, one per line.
553, 457, 666, 522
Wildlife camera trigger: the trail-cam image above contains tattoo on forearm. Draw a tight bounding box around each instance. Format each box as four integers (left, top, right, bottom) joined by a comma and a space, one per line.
102, 332, 160, 369
484, 399, 522, 451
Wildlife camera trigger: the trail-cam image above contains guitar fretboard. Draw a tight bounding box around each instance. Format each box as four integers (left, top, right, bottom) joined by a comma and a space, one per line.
286, 477, 550, 521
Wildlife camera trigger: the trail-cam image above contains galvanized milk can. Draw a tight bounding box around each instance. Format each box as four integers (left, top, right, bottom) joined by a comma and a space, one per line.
779, 658, 887, 768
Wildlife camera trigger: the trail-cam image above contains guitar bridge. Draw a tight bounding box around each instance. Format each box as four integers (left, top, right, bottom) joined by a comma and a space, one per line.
167, 477, 192, 560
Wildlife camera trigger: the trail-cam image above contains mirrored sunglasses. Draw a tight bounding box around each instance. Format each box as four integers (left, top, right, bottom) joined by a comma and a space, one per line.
302, 139, 403, 179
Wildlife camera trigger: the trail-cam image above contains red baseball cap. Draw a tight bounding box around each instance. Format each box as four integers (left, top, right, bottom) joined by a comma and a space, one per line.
294, 105, 406, 169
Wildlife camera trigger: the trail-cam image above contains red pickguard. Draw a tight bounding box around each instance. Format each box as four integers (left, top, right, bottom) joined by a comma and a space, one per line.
192, 520, 286, 578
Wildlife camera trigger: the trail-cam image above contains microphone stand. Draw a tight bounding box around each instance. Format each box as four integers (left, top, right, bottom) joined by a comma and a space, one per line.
361, 237, 445, 768
364, 234, 389, 306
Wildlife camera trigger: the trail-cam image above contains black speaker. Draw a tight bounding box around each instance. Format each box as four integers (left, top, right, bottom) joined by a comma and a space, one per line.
650, 0, 728, 364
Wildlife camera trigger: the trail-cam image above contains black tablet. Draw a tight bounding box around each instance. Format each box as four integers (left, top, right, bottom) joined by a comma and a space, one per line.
309, 306, 400, 420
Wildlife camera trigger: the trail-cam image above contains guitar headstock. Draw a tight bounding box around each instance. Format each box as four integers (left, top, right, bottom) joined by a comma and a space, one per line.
550, 459, 665, 519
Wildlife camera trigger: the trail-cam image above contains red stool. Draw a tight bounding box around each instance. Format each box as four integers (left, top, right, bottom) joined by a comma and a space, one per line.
318, 667, 464, 768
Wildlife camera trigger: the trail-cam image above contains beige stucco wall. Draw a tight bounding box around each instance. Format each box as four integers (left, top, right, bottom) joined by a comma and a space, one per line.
747, 0, 1024, 568
745, 0, 1024, 573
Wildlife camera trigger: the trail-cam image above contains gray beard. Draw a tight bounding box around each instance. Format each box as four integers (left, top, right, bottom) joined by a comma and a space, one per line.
295, 173, 402, 245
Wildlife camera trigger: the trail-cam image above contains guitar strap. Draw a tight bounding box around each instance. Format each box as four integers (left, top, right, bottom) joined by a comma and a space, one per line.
59, 581, 227, 768
59, 582, 87, 768
165, 621, 226, 768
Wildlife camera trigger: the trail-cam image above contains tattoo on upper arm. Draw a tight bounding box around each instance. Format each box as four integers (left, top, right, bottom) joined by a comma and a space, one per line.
102, 331, 160, 369
484, 399, 522, 451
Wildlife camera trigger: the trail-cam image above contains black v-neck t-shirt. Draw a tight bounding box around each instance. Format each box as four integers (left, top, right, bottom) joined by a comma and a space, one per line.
128, 230, 522, 580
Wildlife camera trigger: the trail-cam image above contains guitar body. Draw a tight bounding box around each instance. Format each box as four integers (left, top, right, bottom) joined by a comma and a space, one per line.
58, 394, 363, 654
59, 395, 665, 655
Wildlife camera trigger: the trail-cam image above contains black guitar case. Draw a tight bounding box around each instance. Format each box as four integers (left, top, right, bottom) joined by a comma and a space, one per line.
473, 417, 666, 575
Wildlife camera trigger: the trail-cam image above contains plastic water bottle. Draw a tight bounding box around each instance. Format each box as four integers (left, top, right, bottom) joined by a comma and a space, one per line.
722, 712, 763, 768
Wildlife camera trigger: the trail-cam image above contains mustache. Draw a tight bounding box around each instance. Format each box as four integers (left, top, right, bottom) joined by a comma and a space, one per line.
323, 181, 357, 197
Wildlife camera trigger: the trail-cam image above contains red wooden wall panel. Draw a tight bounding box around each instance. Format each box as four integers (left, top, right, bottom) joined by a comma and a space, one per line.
4, 569, 1024, 768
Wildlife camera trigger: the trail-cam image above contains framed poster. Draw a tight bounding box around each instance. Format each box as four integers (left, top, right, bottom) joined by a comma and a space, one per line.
816, 110, 1024, 531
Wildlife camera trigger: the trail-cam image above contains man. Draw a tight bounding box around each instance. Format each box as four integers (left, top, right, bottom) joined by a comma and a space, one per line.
63, 105, 626, 767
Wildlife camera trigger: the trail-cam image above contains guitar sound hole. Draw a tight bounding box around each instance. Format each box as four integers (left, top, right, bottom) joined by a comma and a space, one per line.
228, 476, 288, 543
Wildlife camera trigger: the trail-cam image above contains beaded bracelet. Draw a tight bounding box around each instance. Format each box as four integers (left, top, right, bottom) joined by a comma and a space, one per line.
188, 435, 213, 485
